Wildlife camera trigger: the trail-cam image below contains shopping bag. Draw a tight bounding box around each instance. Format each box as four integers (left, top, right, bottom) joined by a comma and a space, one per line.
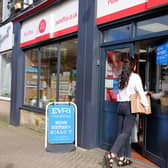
160, 96, 168, 113
130, 93, 151, 115
161, 96, 168, 106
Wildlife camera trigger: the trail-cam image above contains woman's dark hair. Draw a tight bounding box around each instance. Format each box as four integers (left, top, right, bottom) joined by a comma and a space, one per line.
119, 58, 136, 89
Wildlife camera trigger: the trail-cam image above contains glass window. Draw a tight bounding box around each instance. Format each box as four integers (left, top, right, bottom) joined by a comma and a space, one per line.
24, 38, 77, 108
136, 15, 168, 36
24, 49, 38, 106
59, 39, 77, 102
104, 48, 129, 101
103, 24, 132, 42
0, 52, 12, 98
39, 44, 58, 108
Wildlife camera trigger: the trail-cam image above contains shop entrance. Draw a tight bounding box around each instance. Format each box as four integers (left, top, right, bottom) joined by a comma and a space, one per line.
134, 38, 168, 167
99, 37, 168, 167
98, 44, 133, 156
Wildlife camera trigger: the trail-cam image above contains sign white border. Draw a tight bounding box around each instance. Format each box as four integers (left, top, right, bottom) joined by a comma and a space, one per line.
45, 102, 77, 149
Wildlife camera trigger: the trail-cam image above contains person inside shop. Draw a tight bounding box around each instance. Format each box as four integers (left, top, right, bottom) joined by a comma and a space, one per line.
151, 66, 168, 100
104, 57, 150, 167
151, 65, 168, 168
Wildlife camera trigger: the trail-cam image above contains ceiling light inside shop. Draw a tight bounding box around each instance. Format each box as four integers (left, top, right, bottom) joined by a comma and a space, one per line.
139, 59, 146, 62
139, 49, 147, 53
138, 23, 168, 32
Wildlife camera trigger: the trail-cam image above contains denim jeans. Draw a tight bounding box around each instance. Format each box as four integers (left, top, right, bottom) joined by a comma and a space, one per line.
110, 101, 136, 157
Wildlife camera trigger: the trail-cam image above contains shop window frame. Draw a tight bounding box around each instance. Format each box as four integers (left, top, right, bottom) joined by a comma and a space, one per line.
99, 7, 168, 48
23, 44, 59, 110
135, 14, 168, 40
0, 51, 12, 100
103, 24, 133, 43
22, 37, 77, 113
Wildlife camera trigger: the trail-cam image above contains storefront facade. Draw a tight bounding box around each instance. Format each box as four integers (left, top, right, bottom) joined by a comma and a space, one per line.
0, 22, 13, 122
11, 0, 78, 124
10, 0, 167, 167
96, 0, 168, 167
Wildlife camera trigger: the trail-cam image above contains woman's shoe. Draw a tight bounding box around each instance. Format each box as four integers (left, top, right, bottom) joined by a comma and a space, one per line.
104, 152, 116, 168
116, 156, 133, 167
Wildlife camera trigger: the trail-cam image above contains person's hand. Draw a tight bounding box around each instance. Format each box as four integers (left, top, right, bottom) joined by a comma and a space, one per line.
144, 106, 150, 114
145, 91, 153, 95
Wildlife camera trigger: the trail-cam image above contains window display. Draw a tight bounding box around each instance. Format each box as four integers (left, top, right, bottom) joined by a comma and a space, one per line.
24, 49, 38, 106
39, 45, 58, 108
60, 39, 77, 102
0, 52, 12, 98
104, 49, 129, 101
24, 38, 77, 108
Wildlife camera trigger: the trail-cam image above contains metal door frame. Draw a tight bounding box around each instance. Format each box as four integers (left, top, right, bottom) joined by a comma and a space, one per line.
98, 43, 134, 150
143, 39, 168, 167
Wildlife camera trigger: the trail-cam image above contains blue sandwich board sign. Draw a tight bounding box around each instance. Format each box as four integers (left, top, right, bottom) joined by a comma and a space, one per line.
45, 102, 77, 152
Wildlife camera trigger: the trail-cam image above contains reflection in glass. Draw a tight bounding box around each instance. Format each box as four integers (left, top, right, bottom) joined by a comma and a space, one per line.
39, 44, 58, 108
136, 15, 168, 36
24, 38, 77, 108
60, 39, 77, 102
0, 52, 12, 98
24, 49, 38, 106
103, 25, 131, 42
104, 48, 129, 101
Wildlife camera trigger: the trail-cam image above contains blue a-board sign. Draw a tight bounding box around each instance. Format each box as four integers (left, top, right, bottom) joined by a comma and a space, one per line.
156, 42, 168, 64
45, 102, 77, 152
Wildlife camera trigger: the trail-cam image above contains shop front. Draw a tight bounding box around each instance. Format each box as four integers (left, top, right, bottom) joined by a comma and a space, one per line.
0, 22, 13, 122
10, 0, 101, 151
10, 0, 78, 131
96, 0, 168, 167
10, 0, 168, 166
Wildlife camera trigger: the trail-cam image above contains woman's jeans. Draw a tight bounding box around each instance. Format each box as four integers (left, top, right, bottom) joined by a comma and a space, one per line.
110, 101, 136, 157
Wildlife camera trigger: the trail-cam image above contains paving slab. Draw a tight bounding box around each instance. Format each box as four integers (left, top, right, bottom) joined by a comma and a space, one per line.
0, 120, 159, 168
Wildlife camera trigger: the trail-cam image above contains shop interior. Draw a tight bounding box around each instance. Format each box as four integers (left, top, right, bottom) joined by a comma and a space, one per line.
24, 38, 77, 108
132, 37, 168, 160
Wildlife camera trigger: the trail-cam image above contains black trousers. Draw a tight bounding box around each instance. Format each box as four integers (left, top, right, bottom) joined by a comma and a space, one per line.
110, 102, 136, 157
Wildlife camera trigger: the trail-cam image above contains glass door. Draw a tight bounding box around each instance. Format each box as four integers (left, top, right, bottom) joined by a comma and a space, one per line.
133, 38, 168, 167
99, 44, 133, 153
143, 40, 168, 167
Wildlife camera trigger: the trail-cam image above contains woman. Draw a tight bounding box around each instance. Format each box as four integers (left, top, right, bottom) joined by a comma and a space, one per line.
104, 58, 150, 167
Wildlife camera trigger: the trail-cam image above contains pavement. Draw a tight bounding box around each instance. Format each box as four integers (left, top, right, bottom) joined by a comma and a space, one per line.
0, 120, 159, 168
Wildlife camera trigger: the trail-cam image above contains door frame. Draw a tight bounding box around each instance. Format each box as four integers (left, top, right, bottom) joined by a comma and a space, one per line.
98, 43, 134, 151
142, 39, 168, 167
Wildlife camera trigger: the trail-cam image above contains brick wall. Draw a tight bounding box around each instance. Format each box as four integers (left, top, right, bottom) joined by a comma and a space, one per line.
20, 109, 45, 133
0, 100, 10, 122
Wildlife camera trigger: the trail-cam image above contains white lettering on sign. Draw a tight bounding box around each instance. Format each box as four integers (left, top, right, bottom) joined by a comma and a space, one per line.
51, 125, 71, 129
52, 108, 71, 114
55, 121, 67, 124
